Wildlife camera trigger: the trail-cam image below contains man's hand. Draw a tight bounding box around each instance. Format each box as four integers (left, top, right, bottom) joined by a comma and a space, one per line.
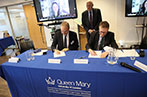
62, 48, 69, 52
88, 49, 97, 56
54, 49, 60, 55
88, 29, 95, 34
101, 52, 109, 58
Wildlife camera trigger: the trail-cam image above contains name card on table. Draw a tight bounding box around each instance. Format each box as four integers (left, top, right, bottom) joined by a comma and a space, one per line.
134, 60, 147, 72
74, 59, 88, 64
8, 57, 20, 63
48, 59, 61, 64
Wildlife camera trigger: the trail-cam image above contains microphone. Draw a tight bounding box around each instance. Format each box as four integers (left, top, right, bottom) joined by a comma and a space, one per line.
139, 49, 145, 57
120, 62, 142, 72
34, 48, 41, 53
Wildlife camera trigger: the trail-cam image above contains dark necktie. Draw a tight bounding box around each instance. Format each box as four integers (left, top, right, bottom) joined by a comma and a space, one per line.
90, 11, 93, 28
97, 37, 104, 50
64, 35, 67, 48
99, 37, 104, 50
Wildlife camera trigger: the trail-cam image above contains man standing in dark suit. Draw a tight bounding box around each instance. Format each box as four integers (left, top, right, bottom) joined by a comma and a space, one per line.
82, 1, 102, 41
51, 21, 79, 54
87, 21, 118, 57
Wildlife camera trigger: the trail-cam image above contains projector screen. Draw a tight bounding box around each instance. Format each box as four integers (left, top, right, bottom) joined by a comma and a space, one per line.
33, 0, 77, 22
125, 0, 147, 17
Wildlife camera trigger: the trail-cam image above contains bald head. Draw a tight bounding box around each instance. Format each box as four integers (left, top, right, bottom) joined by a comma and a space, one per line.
86, 1, 94, 11
61, 21, 70, 35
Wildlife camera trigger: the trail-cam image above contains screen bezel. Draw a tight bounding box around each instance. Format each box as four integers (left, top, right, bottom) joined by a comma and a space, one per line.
33, 0, 78, 22
125, 0, 147, 17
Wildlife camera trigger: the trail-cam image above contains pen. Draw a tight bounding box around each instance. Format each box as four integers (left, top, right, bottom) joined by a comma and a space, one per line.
79, 56, 86, 59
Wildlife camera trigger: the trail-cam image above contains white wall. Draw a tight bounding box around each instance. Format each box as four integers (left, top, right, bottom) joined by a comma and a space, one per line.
76, 0, 147, 47
1, 0, 146, 48
43, 19, 79, 48
0, 0, 32, 7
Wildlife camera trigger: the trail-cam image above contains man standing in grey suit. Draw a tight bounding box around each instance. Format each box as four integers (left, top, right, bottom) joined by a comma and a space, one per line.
82, 1, 102, 41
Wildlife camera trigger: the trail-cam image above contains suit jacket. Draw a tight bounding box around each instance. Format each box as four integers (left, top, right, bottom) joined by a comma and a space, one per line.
51, 30, 79, 51
82, 8, 102, 32
87, 31, 118, 50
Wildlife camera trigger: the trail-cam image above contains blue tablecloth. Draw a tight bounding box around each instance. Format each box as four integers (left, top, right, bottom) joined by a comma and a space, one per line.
0, 37, 15, 56
1, 50, 147, 97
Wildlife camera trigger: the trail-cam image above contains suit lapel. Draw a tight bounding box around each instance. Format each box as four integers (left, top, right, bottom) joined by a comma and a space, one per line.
85, 11, 90, 26
69, 31, 71, 47
102, 36, 106, 47
92, 9, 95, 24
59, 32, 63, 48
95, 32, 99, 49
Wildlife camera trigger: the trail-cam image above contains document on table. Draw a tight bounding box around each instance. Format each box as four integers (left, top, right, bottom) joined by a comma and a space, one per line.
115, 50, 126, 57
32, 50, 48, 56
123, 49, 139, 57
114, 49, 139, 57
54, 51, 66, 58
88, 51, 102, 58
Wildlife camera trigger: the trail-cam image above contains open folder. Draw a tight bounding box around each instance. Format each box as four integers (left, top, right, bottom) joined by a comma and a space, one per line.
88, 51, 102, 58
54, 51, 66, 58
115, 49, 139, 57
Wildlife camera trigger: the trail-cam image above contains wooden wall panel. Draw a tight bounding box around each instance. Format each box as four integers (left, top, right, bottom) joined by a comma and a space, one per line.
23, 4, 47, 49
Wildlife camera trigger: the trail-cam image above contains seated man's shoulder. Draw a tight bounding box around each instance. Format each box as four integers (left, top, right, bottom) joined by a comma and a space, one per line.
55, 29, 62, 35
55, 29, 60, 33
92, 31, 98, 35
69, 31, 77, 35
89, 31, 98, 39
107, 31, 115, 37
108, 31, 114, 34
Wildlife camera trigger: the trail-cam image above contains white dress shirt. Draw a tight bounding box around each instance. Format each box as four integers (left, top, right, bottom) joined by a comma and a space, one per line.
63, 32, 69, 48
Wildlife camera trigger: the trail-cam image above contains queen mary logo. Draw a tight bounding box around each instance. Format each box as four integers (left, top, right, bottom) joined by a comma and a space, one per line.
45, 77, 55, 85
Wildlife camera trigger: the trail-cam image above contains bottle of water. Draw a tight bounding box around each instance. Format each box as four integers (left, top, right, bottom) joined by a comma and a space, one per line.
25, 49, 35, 61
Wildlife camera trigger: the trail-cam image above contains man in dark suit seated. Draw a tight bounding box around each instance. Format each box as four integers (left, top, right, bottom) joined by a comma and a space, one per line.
51, 21, 79, 54
82, 1, 102, 41
87, 21, 118, 58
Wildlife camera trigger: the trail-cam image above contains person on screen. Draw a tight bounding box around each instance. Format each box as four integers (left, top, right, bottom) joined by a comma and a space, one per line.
82, 1, 102, 42
51, 21, 79, 54
87, 21, 118, 58
137, 0, 147, 15
51, 2, 60, 17
144, 0, 147, 15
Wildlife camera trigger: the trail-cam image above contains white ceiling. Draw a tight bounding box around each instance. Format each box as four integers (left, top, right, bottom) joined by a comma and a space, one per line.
0, 0, 32, 7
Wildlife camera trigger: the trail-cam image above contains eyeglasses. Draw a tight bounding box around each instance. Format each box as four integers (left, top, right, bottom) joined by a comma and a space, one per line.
99, 31, 105, 34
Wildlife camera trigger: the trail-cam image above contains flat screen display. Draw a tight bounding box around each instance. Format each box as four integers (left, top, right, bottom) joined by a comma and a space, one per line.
33, 0, 78, 22
125, 0, 147, 17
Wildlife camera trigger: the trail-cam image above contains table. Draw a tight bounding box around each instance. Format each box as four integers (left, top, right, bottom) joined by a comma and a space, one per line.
1, 50, 147, 97
0, 47, 3, 56
0, 66, 2, 77
0, 36, 15, 56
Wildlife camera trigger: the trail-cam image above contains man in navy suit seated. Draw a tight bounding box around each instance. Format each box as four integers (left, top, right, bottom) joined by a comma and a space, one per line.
51, 21, 79, 54
87, 21, 118, 58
